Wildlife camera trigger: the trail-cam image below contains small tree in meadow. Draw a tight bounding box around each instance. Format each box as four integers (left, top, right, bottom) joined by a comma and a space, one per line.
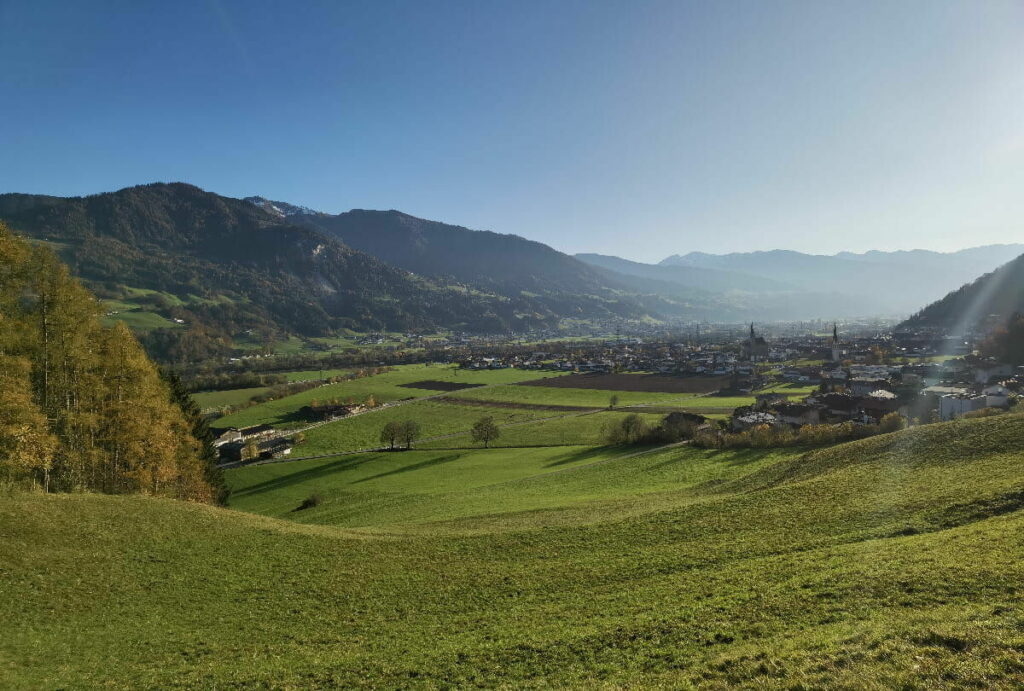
400, 420, 422, 449
620, 413, 648, 444
609, 394, 620, 410
471, 416, 501, 448
380, 421, 401, 450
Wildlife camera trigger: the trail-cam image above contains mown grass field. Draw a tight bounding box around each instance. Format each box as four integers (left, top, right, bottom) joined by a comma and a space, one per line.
191, 386, 274, 410
100, 307, 181, 331
4, 413, 1024, 688
416, 409, 666, 449
454, 383, 701, 408
281, 367, 354, 382
294, 400, 567, 456
211, 364, 564, 429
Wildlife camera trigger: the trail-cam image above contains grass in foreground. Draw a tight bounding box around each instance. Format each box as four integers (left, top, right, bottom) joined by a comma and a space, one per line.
3, 414, 1024, 688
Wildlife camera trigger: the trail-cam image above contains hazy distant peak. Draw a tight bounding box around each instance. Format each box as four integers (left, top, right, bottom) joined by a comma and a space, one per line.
663, 244, 1024, 266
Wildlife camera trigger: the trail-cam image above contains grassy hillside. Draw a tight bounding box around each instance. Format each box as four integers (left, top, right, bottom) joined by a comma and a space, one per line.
3, 414, 1024, 688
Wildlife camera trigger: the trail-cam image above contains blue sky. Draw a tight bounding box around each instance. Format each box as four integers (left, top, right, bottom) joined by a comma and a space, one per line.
2, 0, 1022, 262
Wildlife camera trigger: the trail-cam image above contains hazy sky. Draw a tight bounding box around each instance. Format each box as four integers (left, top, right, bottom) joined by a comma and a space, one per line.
2, 0, 1022, 262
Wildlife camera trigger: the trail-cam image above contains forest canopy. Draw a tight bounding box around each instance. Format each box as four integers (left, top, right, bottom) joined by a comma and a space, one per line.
0, 221, 222, 502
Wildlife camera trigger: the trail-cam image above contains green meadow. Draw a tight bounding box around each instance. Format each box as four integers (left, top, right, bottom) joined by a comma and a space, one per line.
294, 400, 565, 456
210, 364, 563, 429
454, 383, 701, 408
4, 413, 1024, 687
416, 409, 666, 449
191, 385, 274, 410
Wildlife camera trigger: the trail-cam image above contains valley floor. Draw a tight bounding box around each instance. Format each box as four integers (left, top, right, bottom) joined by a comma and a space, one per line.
3, 414, 1024, 688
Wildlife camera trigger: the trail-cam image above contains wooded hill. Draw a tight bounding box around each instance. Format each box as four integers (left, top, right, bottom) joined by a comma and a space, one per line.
0, 184, 653, 361
0, 221, 224, 502
899, 253, 1024, 332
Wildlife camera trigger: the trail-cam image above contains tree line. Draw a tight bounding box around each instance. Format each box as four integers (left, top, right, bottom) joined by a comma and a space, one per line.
0, 223, 225, 503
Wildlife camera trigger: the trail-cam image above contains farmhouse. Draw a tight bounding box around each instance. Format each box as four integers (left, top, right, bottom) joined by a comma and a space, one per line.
219, 436, 295, 463
239, 424, 275, 441
300, 403, 365, 421
213, 424, 274, 449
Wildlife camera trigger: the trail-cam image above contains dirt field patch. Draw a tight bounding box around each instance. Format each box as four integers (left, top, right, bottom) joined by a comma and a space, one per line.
437, 397, 598, 412
398, 380, 485, 392
517, 373, 729, 394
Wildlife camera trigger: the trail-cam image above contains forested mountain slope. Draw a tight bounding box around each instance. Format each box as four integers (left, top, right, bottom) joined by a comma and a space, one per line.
0, 185, 648, 360
275, 205, 681, 321
899, 253, 1024, 332
288, 207, 614, 294
258, 200, 810, 321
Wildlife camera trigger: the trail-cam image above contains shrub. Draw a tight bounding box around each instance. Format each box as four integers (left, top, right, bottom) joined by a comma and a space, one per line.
878, 412, 908, 433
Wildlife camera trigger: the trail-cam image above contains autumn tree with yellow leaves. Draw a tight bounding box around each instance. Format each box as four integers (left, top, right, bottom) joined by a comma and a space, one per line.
0, 222, 219, 503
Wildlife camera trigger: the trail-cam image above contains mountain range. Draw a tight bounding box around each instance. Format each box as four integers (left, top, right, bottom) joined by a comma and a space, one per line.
656, 246, 1024, 317
0, 184, 651, 361
1, 182, 1021, 363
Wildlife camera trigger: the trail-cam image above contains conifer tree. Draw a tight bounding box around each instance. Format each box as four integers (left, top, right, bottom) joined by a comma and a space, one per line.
162, 370, 229, 504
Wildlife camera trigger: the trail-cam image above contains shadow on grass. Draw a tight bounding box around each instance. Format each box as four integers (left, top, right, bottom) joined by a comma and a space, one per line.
232, 454, 376, 497
544, 446, 620, 468
647, 446, 782, 471
351, 453, 464, 484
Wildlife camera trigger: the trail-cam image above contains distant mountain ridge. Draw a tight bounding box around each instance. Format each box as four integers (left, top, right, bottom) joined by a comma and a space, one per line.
248, 198, 738, 321
575, 253, 795, 293
658, 245, 1024, 316
258, 201, 627, 296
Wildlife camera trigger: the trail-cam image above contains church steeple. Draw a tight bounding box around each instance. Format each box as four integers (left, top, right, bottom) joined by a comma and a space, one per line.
750, 322, 755, 340
832, 323, 838, 344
